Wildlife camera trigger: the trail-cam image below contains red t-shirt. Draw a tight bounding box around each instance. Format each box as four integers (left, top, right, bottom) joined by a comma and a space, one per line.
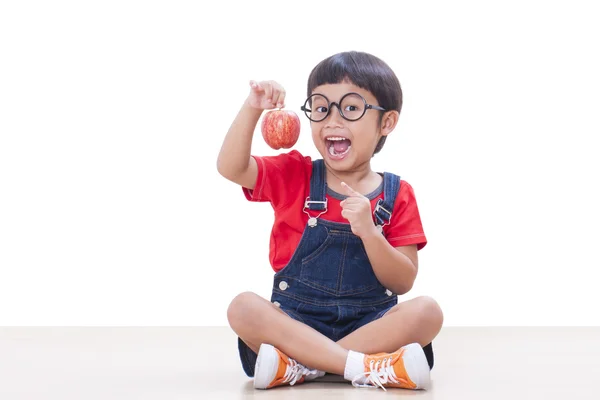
243, 150, 427, 272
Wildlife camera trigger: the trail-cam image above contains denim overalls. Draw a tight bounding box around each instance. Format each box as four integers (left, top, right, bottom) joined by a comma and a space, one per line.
238, 159, 434, 376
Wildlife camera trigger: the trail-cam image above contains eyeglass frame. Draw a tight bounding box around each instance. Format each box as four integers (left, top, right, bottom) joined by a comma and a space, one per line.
300, 92, 388, 122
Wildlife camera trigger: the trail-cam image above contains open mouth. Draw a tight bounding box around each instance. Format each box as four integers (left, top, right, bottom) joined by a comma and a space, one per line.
326, 136, 352, 159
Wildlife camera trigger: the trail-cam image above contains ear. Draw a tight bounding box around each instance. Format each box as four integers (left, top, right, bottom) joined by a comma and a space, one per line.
379, 110, 399, 137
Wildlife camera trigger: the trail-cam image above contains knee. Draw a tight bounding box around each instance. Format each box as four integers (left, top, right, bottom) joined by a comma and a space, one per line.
414, 296, 444, 330
227, 291, 262, 333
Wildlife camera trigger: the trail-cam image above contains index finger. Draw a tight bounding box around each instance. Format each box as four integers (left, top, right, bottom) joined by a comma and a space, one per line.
249, 80, 264, 92
341, 182, 362, 197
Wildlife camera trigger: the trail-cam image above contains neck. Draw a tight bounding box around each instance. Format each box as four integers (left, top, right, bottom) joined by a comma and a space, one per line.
325, 161, 376, 193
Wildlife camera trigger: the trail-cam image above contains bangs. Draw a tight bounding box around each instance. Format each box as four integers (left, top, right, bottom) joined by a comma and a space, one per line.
306, 51, 401, 112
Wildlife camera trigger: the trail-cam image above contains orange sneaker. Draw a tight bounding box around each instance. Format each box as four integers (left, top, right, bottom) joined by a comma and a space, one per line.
352, 343, 431, 391
254, 343, 325, 389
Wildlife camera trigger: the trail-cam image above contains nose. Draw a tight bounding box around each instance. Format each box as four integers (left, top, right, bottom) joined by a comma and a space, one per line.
324, 102, 344, 127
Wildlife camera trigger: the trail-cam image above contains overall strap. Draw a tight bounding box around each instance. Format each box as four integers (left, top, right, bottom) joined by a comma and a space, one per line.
373, 172, 401, 227
307, 159, 327, 211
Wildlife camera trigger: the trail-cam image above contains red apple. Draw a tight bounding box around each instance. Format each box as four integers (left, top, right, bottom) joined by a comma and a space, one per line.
261, 109, 301, 150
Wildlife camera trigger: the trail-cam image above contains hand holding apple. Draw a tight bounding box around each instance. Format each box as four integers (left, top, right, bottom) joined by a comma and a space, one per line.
244, 79, 300, 149
246, 80, 286, 110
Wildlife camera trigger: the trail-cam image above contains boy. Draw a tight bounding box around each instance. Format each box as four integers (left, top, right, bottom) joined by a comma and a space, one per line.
217, 51, 443, 391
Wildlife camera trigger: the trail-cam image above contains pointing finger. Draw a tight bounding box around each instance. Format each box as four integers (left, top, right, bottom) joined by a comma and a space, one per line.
341, 182, 361, 197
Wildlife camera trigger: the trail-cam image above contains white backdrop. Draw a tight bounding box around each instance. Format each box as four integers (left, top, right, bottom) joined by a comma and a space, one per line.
1, 0, 599, 326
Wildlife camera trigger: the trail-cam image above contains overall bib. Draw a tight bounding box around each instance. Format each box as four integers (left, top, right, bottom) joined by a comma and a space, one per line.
238, 159, 434, 376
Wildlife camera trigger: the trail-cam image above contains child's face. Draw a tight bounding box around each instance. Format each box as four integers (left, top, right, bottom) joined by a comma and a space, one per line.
308, 81, 389, 171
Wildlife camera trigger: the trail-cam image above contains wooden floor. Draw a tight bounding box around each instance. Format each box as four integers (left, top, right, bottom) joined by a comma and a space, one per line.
1, 327, 599, 399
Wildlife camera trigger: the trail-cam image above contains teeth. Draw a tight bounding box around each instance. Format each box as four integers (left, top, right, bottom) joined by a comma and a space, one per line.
326, 137, 348, 141
328, 145, 336, 156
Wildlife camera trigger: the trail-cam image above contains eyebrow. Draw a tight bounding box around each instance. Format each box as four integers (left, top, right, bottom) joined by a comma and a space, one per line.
311, 92, 366, 102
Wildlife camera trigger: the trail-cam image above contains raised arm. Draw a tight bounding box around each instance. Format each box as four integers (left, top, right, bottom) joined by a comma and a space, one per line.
216, 80, 287, 189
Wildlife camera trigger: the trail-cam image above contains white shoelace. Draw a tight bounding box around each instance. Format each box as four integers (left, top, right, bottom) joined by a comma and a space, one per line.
352, 357, 401, 391
283, 358, 317, 386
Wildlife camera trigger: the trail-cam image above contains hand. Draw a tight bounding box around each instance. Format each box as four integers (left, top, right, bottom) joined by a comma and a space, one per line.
245, 80, 287, 111
340, 182, 379, 239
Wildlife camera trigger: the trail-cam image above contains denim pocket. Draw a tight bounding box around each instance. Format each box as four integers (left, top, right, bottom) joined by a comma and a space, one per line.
300, 231, 380, 295
301, 233, 335, 265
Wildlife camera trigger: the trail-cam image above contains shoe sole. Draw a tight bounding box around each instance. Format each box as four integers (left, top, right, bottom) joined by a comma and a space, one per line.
402, 343, 432, 390
254, 343, 279, 390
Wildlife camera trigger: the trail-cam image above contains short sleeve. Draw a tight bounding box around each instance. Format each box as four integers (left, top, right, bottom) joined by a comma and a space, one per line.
384, 181, 428, 250
242, 150, 311, 210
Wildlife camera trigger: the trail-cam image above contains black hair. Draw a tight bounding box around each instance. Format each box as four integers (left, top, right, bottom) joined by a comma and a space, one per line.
307, 51, 402, 155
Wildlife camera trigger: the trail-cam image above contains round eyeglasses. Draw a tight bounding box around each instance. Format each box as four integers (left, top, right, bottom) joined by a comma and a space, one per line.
300, 92, 387, 122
